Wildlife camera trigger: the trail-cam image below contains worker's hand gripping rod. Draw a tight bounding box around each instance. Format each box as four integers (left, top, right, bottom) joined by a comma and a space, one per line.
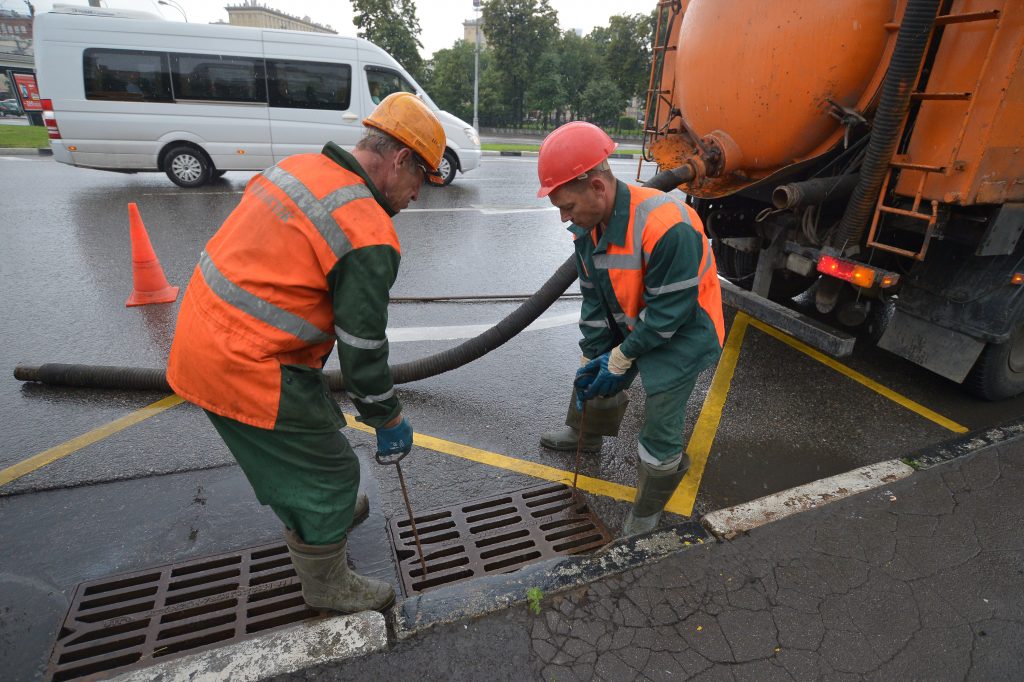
375, 450, 428, 578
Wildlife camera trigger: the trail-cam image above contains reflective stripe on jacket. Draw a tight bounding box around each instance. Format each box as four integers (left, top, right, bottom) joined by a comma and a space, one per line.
168, 152, 400, 430
571, 181, 724, 394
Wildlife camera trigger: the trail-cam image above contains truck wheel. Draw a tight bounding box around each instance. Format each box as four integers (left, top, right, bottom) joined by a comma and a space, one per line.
433, 149, 457, 187
964, 324, 1024, 400
164, 145, 211, 188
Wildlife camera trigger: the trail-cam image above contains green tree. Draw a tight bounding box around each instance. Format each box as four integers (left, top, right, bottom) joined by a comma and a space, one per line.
581, 77, 624, 126
427, 40, 492, 124
590, 14, 652, 102
351, 0, 425, 81
482, 0, 559, 125
556, 30, 601, 120
525, 49, 563, 127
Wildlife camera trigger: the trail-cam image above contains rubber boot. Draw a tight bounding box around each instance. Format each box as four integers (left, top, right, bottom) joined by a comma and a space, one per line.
352, 492, 369, 526
621, 457, 689, 536
284, 530, 395, 613
539, 390, 628, 452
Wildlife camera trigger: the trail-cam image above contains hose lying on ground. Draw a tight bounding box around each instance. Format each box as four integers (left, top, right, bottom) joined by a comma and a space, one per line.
15, 160, 694, 393
14, 256, 580, 392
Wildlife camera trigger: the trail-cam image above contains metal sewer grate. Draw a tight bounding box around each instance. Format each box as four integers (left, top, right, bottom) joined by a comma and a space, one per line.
45, 543, 318, 681
387, 481, 612, 597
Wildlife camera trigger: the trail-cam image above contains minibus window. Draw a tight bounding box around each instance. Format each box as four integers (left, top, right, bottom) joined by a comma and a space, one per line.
170, 54, 267, 104
267, 60, 351, 111
365, 67, 416, 105
84, 49, 172, 102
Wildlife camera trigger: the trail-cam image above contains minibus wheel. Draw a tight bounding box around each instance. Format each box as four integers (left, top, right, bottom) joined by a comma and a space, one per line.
434, 149, 458, 187
164, 145, 212, 188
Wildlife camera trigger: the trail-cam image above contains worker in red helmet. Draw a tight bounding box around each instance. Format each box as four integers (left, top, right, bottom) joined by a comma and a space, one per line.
536, 121, 725, 534
168, 93, 446, 614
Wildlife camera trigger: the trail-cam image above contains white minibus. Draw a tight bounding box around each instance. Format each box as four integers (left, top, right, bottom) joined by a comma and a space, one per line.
34, 6, 481, 187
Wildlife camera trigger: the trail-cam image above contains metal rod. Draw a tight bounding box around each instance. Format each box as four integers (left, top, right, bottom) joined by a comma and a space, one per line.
395, 462, 427, 577
572, 402, 587, 499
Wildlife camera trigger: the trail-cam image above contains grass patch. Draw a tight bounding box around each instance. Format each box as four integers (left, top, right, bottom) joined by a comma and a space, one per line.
0, 125, 50, 148
482, 142, 641, 155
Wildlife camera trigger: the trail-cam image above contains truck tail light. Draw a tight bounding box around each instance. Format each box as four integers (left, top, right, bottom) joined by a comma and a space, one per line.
41, 98, 61, 140
817, 255, 899, 289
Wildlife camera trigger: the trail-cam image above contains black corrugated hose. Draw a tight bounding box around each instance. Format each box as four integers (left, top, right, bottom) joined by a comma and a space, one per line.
829, 0, 941, 251
13, 256, 580, 392
14, 137, 704, 393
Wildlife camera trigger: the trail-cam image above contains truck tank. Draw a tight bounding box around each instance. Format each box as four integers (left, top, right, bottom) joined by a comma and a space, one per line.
643, 0, 1024, 399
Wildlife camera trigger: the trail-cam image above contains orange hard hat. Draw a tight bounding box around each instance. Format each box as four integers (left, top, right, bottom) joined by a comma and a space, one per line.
536, 121, 618, 198
364, 92, 447, 185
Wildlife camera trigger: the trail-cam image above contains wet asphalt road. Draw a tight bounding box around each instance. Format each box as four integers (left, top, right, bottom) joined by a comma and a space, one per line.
1, 152, 1023, 679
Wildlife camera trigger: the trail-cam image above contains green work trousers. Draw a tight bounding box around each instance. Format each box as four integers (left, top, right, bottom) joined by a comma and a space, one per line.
638, 372, 701, 464
205, 410, 359, 546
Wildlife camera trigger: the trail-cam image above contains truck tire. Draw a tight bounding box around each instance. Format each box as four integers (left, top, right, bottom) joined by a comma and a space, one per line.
964, 324, 1024, 400
164, 145, 212, 188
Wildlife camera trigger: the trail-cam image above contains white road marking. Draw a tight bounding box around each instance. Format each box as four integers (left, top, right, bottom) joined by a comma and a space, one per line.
141, 190, 243, 196
388, 311, 578, 342
400, 206, 556, 214
0, 156, 30, 161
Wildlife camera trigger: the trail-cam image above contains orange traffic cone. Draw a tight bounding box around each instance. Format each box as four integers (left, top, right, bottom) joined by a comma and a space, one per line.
125, 202, 179, 307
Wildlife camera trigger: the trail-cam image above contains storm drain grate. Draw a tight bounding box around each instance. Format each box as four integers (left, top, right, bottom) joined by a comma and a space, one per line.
388, 481, 612, 597
45, 543, 318, 681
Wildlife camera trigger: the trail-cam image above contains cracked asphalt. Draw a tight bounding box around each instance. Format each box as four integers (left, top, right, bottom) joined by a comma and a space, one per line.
285, 437, 1024, 681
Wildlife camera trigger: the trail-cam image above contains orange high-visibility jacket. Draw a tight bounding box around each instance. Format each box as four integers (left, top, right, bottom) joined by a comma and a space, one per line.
572, 182, 724, 393
168, 152, 401, 430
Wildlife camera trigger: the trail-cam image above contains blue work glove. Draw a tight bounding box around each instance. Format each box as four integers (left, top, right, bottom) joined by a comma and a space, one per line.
375, 417, 413, 464
574, 361, 600, 411
577, 352, 629, 402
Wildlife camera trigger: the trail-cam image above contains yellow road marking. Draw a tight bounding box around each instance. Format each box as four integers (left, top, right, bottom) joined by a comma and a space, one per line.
667, 313, 750, 516
747, 318, 968, 433
344, 413, 639, 504
0, 395, 185, 487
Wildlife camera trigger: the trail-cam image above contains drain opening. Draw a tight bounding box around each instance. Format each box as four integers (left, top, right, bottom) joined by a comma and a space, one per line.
388, 481, 611, 597
46, 543, 320, 681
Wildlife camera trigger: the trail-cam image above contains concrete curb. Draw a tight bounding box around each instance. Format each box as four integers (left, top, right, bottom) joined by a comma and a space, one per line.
0, 147, 51, 156
390, 521, 710, 640
701, 415, 1024, 540
109, 611, 388, 681
702, 459, 914, 540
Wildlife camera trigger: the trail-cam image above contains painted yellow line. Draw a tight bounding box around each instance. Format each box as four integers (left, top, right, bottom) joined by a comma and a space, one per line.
747, 317, 968, 433
344, 413, 638, 504
346, 313, 751, 519
666, 313, 750, 516
0, 395, 185, 488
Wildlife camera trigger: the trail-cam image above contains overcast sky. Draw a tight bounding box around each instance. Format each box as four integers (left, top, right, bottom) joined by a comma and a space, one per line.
13, 0, 645, 56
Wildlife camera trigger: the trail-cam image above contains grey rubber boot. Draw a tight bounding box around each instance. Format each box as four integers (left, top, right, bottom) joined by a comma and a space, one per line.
621, 457, 689, 536
352, 492, 369, 526
540, 390, 628, 452
284, 530, 395, 613
540, 425, 603, 452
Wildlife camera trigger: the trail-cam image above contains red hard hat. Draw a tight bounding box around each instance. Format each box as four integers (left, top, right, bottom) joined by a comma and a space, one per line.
536, 122, 618, 198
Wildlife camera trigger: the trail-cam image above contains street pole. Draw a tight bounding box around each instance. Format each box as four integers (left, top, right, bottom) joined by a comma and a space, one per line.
472, 1, 480, 131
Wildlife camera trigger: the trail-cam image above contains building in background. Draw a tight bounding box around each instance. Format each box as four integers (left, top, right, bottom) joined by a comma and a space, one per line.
224, 1, 335, 34
462, 17, 485, 48
0, 9, 34, 101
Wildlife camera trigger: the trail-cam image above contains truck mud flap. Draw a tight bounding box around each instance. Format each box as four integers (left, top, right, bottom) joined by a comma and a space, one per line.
719, 279, 856, 357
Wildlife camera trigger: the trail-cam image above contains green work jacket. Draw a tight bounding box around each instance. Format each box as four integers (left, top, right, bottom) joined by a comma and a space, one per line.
569, 181, 723, 395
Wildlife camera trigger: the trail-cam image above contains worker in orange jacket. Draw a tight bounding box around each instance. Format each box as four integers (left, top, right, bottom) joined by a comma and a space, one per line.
167, 93, 445, 614
536, 122, 724, 535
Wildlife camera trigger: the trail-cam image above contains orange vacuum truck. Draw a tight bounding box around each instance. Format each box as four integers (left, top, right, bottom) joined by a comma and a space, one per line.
642, 0, 1024, 399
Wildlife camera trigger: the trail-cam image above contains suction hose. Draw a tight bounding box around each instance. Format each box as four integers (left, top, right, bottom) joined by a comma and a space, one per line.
14, 256, 580, 392
15, 160, 698, 393
829, 0, 940, 251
